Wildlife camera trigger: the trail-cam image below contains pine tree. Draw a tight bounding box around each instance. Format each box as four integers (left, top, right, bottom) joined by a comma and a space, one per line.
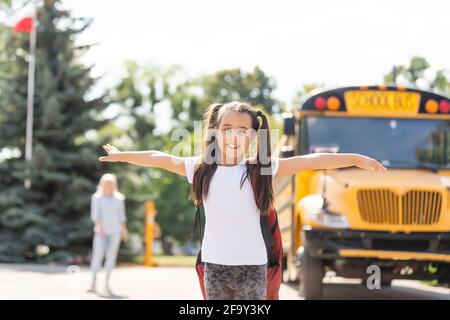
0, 0, 109, 262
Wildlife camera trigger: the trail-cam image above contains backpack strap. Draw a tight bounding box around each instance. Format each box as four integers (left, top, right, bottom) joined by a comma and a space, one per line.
270, 213, 279, 234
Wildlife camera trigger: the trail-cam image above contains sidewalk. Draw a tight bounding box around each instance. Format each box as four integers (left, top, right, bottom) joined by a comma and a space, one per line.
1, 263, 449, 300
0, 264, 202, 300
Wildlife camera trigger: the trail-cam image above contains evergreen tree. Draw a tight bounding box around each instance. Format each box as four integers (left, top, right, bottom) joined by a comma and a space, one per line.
0, 0, 109, 262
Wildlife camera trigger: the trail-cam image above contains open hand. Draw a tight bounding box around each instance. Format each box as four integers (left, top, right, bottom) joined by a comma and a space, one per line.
355, 155, 387, 172
99, 144, 122, 162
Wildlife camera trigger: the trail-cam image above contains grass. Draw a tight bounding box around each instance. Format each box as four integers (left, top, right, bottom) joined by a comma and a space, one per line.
120, 254, 196, 267
153, 255, 197, 267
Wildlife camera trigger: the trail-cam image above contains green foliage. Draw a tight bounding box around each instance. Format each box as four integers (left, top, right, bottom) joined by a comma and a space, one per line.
384, 56, 449, 96
196, 66, 279, 114
0, 0, 12, 11
0, 0, 109, 262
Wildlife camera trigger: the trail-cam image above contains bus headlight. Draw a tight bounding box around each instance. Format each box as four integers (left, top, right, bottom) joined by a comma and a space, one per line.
307, 210, 349, 229
301, 194, 349, 229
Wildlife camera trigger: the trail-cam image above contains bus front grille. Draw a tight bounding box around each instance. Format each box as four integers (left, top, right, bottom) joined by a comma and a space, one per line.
356, 189, 442, 225
402, 190, 442, 225
357, 189, 399, 224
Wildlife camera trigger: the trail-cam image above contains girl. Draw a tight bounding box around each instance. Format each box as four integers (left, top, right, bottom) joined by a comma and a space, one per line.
88, 173, 129, 296
98, 101, 386, 300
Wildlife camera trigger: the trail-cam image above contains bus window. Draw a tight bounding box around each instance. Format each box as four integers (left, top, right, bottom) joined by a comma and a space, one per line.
305, 116, 449, 169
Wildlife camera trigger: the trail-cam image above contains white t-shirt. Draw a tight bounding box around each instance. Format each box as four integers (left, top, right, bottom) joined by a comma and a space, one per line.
184, 156, 280, 266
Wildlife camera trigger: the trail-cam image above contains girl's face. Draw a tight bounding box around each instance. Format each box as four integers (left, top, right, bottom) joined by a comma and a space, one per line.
215, 110, 255, 163
103, 180, 114, 196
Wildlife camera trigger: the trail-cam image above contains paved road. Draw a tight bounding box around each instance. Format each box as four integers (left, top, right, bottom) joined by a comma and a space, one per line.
0, 264, 449, 300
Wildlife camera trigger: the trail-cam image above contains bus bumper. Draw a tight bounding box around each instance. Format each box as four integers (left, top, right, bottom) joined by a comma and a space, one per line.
302, 228, 450, 262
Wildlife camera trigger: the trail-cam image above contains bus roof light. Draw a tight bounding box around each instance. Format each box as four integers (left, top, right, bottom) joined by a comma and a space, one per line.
314, 96, 326, 110
425, 99, 438, 113
439, 100, 449, 113
327, 96, 340, 110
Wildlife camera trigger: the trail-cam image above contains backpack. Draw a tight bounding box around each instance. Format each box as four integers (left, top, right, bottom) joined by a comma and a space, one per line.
191, 164, 283, 300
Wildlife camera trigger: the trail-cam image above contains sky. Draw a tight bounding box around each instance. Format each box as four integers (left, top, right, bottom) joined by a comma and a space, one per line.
62, 0, 449, 104
2, 0, 449, 104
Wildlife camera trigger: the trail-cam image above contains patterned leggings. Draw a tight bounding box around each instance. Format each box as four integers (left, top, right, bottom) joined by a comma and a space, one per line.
204, 262, 267, 300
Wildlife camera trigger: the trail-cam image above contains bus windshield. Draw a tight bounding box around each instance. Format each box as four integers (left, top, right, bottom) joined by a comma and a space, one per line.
305, 117, 450, 169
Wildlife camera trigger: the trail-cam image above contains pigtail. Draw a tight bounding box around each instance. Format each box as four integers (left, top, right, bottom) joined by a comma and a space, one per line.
252, 110, 275, 216
191, 103, 223, 206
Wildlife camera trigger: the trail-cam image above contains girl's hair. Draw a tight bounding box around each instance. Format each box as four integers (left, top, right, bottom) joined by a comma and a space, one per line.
191, 101, 274, 216
94, 173, 125, 200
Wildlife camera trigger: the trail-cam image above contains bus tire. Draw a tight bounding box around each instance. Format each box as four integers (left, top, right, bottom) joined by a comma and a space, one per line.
298, 247, 324, 299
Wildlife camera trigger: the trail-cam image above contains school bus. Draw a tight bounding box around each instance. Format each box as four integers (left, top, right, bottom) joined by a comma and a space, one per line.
274, 85, 450, 299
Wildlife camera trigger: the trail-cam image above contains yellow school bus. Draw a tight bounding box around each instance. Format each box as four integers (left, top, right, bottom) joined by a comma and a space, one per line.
275, 85, 450, 299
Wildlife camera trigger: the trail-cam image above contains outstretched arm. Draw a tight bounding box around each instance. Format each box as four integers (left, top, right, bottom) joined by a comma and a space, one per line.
276, 153, 387, 177
98, 144, 187, 177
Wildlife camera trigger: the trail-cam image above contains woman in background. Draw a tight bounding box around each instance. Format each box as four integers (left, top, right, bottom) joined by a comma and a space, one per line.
88, 173, 128, 296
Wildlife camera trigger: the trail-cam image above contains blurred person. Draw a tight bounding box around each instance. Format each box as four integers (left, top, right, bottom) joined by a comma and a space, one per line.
88, 173, 128, 296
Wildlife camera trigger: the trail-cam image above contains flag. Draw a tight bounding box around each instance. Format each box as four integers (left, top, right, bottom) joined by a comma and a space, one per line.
13, 16, 33, 33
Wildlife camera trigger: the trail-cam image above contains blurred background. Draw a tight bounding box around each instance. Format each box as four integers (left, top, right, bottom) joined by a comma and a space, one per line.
0, 0, 448, 299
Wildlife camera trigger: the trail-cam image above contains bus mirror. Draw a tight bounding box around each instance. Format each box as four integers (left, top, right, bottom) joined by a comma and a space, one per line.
283, 113, 295, 136
280, 146, 295, 158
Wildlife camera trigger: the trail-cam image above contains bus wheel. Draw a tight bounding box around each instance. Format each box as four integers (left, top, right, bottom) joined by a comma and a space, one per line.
298, 247, 324, 299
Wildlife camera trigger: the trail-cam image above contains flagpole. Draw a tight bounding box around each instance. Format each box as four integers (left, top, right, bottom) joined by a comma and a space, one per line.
24, 9, 36, 190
